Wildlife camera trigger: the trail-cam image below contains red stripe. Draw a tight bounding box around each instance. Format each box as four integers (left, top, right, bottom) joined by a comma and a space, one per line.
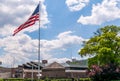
19, 18, 38, 29
29, 14, 39, 19
13, 22, 35, 36
13, 13, 39, 36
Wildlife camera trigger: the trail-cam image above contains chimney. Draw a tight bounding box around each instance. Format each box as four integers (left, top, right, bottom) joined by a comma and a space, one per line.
42, 60, 48, 64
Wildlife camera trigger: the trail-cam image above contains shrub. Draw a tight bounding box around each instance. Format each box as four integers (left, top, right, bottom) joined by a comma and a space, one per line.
87, 64, 120, 81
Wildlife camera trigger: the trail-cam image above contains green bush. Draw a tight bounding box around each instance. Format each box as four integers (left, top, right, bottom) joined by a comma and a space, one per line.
0, 79, 3, 81
0, 78, 92, 81
2, 78, 43, 81
0, 78, 120, 81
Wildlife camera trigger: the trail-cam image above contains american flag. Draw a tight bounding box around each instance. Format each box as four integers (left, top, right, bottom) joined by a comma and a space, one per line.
13, 4, 39, 36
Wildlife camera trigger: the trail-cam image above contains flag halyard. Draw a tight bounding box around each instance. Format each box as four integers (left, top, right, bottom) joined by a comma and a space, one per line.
13, 4, 39, 36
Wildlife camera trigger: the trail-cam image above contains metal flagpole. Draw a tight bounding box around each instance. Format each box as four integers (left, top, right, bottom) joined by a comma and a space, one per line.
38, 1, 41, 80
31, 64, 33, 81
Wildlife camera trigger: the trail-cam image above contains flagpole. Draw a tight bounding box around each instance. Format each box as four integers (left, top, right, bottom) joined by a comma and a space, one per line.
38, 1, 41, 80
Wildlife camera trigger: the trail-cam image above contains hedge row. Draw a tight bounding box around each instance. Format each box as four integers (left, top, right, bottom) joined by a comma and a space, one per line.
0, 78, 91, 81
0, 78, 119, 81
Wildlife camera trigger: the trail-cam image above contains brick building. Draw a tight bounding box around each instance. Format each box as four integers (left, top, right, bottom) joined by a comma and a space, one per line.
11, 59, 88, 79
0, 67, 11, 78
42, 62, 66, 78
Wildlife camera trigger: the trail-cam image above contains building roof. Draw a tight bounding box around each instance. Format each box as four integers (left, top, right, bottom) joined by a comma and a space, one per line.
43, 62, 65, 69
22, 61, 44, 69
61, 63, 88, 68
19, 60, 88, 70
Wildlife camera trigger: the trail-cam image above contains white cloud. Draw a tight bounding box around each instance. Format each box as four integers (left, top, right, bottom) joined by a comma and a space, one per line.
48, 58, 71, 63
0, 34, 38, 67
66, 0, 89, 11
40, 31, 85, 51
117, 33, 120, 36
0, 0, 49, 37
0, 31, 86, 67
40, 31, 86, 60
77, 0, 120, 25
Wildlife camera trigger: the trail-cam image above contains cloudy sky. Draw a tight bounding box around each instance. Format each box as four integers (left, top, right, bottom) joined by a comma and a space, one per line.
0, 0, 120, 67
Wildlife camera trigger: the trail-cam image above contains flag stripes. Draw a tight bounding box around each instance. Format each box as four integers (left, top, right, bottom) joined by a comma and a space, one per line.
13, 4, 39, 36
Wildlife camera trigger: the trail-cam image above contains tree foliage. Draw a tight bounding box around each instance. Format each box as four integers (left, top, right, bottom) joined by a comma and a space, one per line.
79, 25, 120, 67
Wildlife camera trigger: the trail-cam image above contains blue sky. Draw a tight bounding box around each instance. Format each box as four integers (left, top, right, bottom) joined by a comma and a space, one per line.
0, 0, 120, 67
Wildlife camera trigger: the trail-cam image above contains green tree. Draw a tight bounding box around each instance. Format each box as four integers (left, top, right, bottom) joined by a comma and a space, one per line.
79, 25, 120, 67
